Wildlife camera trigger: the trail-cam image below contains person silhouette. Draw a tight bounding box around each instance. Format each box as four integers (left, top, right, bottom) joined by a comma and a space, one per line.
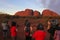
10, 21, 17, 40
24, 19, 32, 40
32, 23, 46, 40
2, 21, 9, 40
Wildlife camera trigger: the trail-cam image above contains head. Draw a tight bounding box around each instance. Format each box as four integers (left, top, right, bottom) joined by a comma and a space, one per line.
26, 22, 30, 27
2, 21, 6, 23
37, 23, 44, 30
25, 19, 28, 22
11, 21, 16, 26
51, 19, 58, 25
2, 20, 8, 24
25, 19, 30, 27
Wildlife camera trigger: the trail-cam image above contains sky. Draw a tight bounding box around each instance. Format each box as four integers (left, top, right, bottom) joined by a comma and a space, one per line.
0, 0, 60, 15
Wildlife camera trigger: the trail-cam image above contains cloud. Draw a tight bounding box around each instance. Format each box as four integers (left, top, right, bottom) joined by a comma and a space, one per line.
47, 0, 60, 14
35, 0, 60, 14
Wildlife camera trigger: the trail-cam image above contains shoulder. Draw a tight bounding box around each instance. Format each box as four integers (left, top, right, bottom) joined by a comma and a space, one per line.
11, 26, 16, 28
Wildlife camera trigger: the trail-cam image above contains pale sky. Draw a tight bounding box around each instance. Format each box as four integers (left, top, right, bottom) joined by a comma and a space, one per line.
0, 0, 60, 15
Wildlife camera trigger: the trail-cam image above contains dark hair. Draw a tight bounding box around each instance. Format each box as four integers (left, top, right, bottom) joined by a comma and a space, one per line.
25, 19, 30, 27
56, 24, 60, 30
11, 21, 16, 26
25, 19, 28, 22
37, 23, 44, 30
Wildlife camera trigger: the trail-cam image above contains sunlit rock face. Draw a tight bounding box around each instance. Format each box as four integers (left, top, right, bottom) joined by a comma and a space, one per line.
15, 11, 24, 16
42, 9, 59, 17
15, 9, 33, 16
15, 9, 59, 17
15, 9, 41, 17
33, 10, 41, 17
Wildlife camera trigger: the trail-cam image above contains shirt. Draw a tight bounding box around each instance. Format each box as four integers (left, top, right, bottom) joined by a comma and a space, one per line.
2, 23, 8, 30
32, 30, 46, 40
10, 26, 17, 37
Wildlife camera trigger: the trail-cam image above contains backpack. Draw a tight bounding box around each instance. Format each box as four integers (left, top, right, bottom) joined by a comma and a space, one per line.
25, 27, 30, 36
25, 27, 30, 32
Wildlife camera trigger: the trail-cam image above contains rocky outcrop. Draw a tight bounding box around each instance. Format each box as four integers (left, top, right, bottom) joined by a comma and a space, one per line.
42, 9, 59, 17
15, 11, 24, 16
15, 9, 33, 16
15, 9, 40, 17
33, 11, 40, 17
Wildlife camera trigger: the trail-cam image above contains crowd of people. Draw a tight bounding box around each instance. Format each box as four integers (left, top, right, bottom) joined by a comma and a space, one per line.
1, 19, 60, 40
1, 21, 18, 40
